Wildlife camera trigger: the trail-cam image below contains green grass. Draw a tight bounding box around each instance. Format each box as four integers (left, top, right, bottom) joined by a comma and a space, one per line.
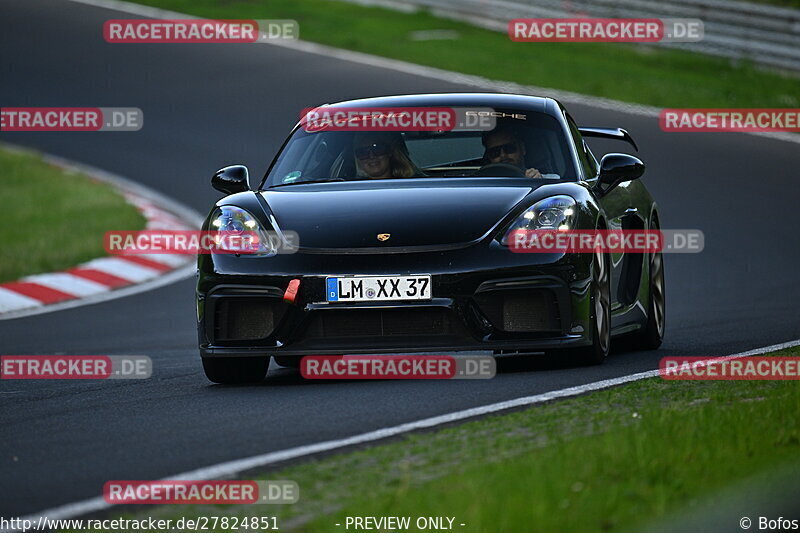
0, 148, 146, 283
89, 346, 800, 532
744, 0, 800, 7
131, 0, 799, 109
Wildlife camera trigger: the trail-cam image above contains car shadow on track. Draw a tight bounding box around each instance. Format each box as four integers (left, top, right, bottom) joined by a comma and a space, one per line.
495, 334, 651, 374
203, 335, 654, 388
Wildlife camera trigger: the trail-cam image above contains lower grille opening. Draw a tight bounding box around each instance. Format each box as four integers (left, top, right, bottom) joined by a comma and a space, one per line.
474, 289, 560, 333
213, 298, 286, 342
304, 308, 456, 339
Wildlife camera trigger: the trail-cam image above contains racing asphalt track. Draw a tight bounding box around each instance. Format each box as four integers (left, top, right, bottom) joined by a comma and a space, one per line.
2, 0, 800, 518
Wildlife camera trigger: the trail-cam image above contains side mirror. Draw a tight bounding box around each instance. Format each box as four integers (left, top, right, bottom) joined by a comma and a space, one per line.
595, 153, 644, 196
212, 165, 250, 195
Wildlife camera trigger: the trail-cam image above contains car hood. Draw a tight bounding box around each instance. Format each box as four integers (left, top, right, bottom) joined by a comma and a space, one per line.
260, 180, 538, 250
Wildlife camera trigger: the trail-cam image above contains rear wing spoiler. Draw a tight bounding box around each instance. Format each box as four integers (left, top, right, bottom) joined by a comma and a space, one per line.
578, 127, 638, 152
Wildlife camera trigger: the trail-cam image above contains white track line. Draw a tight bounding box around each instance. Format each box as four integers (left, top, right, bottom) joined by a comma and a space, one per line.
4, 338, 798, 529
65, 0, 800, 145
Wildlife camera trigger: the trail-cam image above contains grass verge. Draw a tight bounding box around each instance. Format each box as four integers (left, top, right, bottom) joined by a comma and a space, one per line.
747, 0, 800, 7
91, 346, 800, 532
130, 0, 800, 109
0, 148, 146, 283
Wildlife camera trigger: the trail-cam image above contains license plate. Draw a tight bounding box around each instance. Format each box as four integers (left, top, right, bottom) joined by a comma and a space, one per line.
326, 275, 431, 302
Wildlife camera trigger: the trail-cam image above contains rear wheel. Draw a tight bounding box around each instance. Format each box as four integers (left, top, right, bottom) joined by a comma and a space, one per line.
634, 242, 665, 349
570, 249, 611, 365
202, 356, 269, 384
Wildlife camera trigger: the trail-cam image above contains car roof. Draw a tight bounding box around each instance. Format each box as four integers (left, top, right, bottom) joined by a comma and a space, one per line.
321, 93, 560, 116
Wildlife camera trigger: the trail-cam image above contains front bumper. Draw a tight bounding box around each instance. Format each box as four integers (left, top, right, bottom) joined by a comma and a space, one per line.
197, 245, 594, 358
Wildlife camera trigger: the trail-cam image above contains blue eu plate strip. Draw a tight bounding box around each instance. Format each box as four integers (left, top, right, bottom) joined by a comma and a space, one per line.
326, 278, 339, 301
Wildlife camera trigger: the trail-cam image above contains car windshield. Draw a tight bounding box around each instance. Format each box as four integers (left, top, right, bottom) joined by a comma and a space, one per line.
263, 110, 576, 187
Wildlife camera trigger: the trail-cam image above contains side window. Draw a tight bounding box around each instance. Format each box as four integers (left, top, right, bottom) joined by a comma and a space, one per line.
566, 115, 599, 180
583, 139, 600, 177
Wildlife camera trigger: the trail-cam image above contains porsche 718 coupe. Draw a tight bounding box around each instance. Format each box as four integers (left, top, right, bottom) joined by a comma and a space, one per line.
197, 93, 665, 383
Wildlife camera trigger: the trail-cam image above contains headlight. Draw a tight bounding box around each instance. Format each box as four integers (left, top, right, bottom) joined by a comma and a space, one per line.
209, 206, 277, 256
500, 195, 577, 245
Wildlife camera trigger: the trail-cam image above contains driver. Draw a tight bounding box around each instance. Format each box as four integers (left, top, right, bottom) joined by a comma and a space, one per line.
481, 124, 542, 178
353, 132, 418, 179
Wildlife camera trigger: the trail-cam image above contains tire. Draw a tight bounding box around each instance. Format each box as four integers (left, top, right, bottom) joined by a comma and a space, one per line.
202, 356, 269, 384
570, 249, 611, 365
634, 242, 665, 350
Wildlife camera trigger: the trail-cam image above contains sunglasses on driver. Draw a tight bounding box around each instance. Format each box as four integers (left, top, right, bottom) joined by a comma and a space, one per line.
355, 143, 390, 160
485, 141, 519, 160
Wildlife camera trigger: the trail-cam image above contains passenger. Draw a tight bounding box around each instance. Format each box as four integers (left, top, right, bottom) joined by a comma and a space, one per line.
353, 132, 417, 179
481, 124, 542, 178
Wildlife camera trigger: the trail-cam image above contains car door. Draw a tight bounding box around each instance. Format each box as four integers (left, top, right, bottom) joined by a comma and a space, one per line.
566, 115, 634, 314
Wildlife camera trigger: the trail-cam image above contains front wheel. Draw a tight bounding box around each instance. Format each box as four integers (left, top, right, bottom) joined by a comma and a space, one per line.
202, 356, 269, 384
570, 250, 611, 365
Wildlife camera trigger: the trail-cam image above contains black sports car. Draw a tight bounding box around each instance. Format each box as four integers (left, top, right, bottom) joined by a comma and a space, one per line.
197, 93, 665, 383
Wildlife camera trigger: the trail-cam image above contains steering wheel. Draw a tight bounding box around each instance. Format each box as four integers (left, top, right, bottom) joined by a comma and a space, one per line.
472, 163, 526, 177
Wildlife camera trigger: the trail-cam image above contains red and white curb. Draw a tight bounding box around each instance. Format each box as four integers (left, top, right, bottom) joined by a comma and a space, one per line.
0, 144, 204, 320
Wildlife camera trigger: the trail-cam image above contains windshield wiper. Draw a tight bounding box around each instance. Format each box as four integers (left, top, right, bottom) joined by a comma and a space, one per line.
270, 178, 346, 188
